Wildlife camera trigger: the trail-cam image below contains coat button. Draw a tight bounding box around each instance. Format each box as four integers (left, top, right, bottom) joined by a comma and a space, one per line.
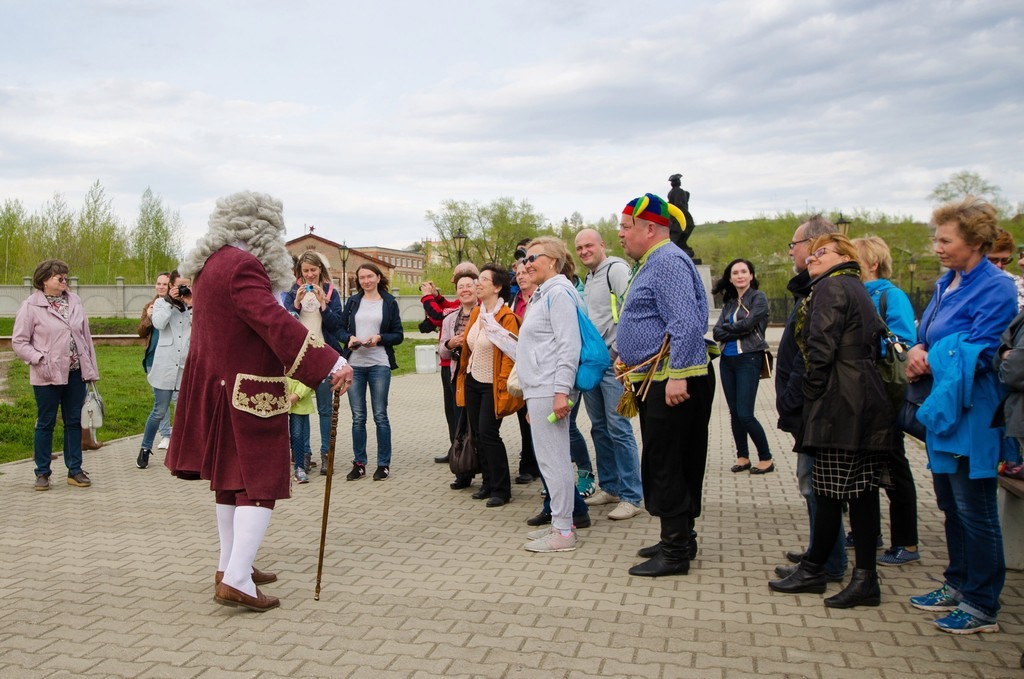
221, 380, 226, 385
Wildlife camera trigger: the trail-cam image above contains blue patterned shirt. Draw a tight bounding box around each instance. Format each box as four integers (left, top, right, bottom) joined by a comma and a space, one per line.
617, 240, 709, 381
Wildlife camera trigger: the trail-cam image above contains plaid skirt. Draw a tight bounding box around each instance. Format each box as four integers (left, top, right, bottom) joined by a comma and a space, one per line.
810, 447, 891, 499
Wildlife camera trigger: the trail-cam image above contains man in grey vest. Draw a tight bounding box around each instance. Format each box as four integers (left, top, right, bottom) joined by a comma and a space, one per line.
574, 228, 644, 521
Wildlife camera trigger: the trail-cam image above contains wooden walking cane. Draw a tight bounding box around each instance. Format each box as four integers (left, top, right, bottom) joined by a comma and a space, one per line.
314, 387, 342, 601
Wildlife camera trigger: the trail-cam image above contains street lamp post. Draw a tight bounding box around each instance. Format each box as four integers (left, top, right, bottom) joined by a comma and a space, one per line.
907, 255, 917, 297
836, 213, 851, 236
339, 241, 350, 304
454, 229, 468, 264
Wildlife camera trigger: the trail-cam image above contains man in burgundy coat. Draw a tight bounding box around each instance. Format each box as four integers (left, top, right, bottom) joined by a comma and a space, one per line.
166, 191, 352, 612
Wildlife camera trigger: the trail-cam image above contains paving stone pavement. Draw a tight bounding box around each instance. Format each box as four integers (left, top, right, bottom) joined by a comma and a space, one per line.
1, 371, 1021, 678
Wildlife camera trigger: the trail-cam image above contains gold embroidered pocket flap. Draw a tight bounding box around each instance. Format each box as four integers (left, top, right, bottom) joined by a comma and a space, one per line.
232, 374, 289, 418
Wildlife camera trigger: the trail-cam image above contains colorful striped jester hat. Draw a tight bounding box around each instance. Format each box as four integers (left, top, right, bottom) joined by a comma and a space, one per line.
622, 193, 685, 227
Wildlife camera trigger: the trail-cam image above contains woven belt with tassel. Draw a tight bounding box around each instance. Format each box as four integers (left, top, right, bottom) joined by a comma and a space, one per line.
615, 335, 670, 418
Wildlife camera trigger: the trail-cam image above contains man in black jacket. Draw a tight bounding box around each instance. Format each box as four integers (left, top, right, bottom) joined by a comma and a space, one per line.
774, 216, 847, 582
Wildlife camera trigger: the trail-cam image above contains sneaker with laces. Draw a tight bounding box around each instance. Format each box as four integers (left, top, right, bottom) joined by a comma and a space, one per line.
878, 546, 920, 566
67, 471, 91, 487
910, 584, 958, 611
346, 462, 366, 481
934, 609, 999, 635
157, 437, 169, 450
294, 468, 309, 484
585, 489, 620, 507
608, 501, 643, 521
526, 526, 553, 540
372, 465, 390, 481
575, 470, 596, 498
524, 529, 577, 553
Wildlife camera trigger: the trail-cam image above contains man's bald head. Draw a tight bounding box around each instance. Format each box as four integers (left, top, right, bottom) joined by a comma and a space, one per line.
575, 228, 607, 272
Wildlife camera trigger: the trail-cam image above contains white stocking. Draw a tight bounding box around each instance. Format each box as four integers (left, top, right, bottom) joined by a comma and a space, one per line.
222, 505, 273, 596
215, 504, 235, 572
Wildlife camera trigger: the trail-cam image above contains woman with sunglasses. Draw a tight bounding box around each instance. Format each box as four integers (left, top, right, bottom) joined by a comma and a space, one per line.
12, 260, 100, 491
769, 234, 895, 609
987, 228, 1024, 313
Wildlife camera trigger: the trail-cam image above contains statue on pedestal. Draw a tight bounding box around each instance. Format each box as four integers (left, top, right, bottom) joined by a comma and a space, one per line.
667, 173, 698, 262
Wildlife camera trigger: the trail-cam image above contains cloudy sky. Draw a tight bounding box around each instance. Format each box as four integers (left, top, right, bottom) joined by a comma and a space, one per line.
2, 0, 1021, 249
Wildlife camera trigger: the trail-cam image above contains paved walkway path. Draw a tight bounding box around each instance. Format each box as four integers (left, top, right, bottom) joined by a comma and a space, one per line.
1, 372, 1021, 678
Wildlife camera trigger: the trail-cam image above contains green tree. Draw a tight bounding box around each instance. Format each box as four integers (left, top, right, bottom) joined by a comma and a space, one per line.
929, 170, 1009, 214
129, 187, 182, 282
426, 197, 542, 268
0, 199, 29, 284
77, 181, 129, 282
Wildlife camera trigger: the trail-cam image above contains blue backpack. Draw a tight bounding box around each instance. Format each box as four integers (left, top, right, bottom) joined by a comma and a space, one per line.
548, 291, 612, 392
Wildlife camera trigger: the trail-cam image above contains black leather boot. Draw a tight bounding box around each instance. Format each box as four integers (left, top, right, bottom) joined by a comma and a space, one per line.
824, 568, 880, 608
629, 515, 690, 577
637, 542, 661, 558
768, 559, 827, 594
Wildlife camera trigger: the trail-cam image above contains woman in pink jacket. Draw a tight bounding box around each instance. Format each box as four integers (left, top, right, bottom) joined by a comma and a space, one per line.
12, 260, 100, 491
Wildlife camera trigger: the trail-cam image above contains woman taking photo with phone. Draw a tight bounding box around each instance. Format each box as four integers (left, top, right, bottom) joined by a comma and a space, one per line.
339, 263, 404, 481
283, 251, 343, 473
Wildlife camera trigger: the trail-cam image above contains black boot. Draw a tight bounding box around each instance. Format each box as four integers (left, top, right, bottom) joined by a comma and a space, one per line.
637, 542, 661, 558
768, 559, 827, 594
824, 568, 880, 608
629, 515, 690, 577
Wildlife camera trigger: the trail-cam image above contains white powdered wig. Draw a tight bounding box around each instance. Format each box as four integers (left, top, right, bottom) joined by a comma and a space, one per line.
180, 190, 295, 291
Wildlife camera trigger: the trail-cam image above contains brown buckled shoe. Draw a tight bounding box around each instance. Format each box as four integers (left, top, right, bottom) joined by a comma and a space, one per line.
215, 567, 278, 586
214, 582, 280, 612
67, 471, 91, 487
34, 474, 51, 491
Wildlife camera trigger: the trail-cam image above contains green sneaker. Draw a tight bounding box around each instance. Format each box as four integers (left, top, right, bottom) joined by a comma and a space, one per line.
576, 470, 596, 498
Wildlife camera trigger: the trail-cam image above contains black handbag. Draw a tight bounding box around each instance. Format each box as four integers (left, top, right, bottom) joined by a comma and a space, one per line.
449, 411, 480, 476
418, 317, 436, 334
898, 374, 932, 442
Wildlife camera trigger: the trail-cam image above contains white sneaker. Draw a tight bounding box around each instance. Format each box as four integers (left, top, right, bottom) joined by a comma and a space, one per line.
294, 468, 309, 484
608, 501, 643, 521
585, 490, 619, 507
157, 437, 169, 450
526, 526, 553, 540
524, 529, 577, 553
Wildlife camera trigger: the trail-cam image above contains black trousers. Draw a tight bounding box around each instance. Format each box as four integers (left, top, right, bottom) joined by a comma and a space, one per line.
465, 375, 511, 500
885, 434, 918, 546
441, 365, 457, 445
811, 490, 881, 571
637, 371, 714, 519
517, 407, 540, 477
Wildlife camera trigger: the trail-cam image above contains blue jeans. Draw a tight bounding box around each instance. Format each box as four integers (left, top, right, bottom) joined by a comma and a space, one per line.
582, 365, 643, 505
933, 458, 1004, 621
720, 353, 772, 460
797, 451, 847, 576
568, 397, 592, 473
33, 369, 86, 477
289, 413, 311, 469
347, 365, 392, 467
142, 388, 176, 450
314, 379, 333, 454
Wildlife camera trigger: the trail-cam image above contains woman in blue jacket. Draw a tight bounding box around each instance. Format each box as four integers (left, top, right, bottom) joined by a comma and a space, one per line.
904, 197, 1017, 635
282, 251, 343, 473
339, 263, 404, 481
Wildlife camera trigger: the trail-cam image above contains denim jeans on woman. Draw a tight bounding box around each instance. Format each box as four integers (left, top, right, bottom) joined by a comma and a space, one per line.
33, 368, 87, 477
289, 413, 311, 470
719, 352, 772, 461
582, 365, 643, 506
348, 364, 392, 467
314, 378, 333, 455
142, 387, 176, 450
933, 457, 1004, 622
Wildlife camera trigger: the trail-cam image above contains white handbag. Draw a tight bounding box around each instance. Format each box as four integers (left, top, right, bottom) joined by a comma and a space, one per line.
506, 364, 523, 399
81, 382, 105, 431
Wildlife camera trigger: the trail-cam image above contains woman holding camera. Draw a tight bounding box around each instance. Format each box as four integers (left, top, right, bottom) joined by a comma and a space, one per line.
137, 271, 193, 469
340, 263, 404, 481
283, 251, 343, 473
12, 259, 100, 490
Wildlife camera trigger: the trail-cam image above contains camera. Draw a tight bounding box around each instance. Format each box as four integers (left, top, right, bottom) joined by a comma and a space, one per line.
177, 284, 191, 297
514, 246, 527, 261
305, 284, 316, 292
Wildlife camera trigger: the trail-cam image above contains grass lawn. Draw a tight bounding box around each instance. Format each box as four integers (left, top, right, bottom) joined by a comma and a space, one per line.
0, 338, 437, 466
2, 318, 428, 335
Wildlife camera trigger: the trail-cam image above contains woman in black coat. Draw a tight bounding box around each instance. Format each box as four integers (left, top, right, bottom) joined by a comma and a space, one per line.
769, 233, 895, 608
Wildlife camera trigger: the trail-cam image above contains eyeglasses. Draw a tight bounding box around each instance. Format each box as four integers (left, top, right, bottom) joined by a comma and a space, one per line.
805, 247, 837, 264
476, 276, 494, 285
522, 253, 550, 265
788, 237, 812, 250
55, 275, 68, 283
988, 255, 1012, 266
